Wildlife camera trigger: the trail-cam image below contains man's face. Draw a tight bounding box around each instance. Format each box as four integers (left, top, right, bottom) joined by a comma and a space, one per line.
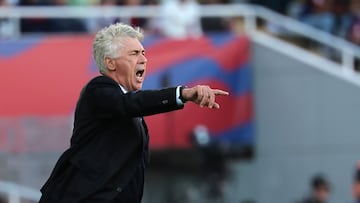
108, 37, 147, 91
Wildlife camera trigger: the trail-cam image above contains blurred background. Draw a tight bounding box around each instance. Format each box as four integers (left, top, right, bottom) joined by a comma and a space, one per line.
1, 0, 360, 203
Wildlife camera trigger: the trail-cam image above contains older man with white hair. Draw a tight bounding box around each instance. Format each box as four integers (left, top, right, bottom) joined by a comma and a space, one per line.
39, 22, 228, 203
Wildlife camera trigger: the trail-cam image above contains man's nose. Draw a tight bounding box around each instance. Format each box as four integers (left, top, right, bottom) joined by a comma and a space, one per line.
140, 54, 147, 64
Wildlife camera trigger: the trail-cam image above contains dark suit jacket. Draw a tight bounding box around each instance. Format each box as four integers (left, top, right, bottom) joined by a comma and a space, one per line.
39, 75, 183, 203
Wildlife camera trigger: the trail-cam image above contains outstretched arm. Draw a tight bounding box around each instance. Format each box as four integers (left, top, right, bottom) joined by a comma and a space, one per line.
181, 85, 229, 109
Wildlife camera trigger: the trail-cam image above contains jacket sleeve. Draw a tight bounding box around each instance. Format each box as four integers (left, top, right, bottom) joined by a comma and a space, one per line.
84, 80, 184, 119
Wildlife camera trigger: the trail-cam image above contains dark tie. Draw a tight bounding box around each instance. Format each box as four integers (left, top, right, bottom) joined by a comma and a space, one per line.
136, 117, 149, 165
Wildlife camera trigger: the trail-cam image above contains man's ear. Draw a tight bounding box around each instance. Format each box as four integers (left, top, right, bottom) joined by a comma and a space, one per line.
105, 57, 115, 71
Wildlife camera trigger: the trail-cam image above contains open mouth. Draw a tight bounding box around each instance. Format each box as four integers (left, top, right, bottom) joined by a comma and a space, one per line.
136, 69, 145, 78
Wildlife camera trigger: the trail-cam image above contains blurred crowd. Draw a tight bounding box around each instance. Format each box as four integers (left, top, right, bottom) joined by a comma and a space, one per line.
1, 0, 360, 46
247, 0, 360, 45
285, 0, 360, 46
0, 0, 237, 39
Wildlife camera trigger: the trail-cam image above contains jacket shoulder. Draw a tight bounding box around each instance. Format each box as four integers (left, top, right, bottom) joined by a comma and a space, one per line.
77, 75, 119, 102
88, 75, 118, 86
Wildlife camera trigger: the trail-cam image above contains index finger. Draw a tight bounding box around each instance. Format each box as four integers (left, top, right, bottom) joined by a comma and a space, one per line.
212, 89, 229, 96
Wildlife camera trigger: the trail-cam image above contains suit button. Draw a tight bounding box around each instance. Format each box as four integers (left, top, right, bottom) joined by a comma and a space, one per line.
116, 187, 122, 192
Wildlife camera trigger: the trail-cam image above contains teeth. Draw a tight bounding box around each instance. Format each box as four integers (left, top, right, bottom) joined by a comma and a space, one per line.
136, 70, 144, 77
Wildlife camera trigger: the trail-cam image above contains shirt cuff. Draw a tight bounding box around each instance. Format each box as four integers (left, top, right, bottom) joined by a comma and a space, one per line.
176, 86, 184, 106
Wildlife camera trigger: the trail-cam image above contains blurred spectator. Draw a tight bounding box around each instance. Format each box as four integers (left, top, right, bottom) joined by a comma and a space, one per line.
18, 0, 49, 33
297, 174, 331, 203
289, 0, 351, 37
159, 0, 203, 39
287, 0, 305, 18
352, 161, 360, 203
346, 0, 360, 72
299, 0, 335, 33
89, 0, 148, 33
346, 0, 360, 45
87, 0, 120, 33
191, 125, 229, 203
288, 0, 358, 40
329, 0, 351, 38
143, 0, 163, 35
118, 0, 147, 28
200, 0, 231, 33
0, 0, 17, 38
46, 0, 87, 33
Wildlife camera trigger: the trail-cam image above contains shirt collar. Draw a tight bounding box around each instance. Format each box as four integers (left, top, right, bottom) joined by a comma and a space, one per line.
118, 84, 128, 93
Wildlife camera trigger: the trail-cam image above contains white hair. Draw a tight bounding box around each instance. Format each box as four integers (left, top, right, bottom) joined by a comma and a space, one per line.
92, 23, 144, 75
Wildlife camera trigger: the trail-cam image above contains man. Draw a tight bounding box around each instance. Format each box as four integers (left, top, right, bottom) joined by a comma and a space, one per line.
39, 22, 228, 203
299, 174, 331, 203
160, 0, 203, 39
